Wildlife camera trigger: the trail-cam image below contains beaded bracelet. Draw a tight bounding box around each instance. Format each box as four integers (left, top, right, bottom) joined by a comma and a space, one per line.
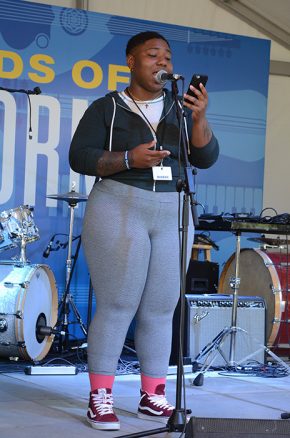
124, 150, 130, 170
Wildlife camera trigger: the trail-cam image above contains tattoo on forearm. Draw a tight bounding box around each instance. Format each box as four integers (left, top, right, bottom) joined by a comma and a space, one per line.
192, 120, 212, 148
203, 121, 212, 142
96, 150, 127, 176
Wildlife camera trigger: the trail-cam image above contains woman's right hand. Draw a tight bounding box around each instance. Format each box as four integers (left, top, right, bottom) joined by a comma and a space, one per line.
129, 140, 170, 168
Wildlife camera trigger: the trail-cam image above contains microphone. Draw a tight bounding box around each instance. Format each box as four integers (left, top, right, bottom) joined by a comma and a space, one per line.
155, 70, 184, 84
195, 233, 219, 251
43, 235, 55, 258
37, 325, 63, 336
27, 87, 42, 95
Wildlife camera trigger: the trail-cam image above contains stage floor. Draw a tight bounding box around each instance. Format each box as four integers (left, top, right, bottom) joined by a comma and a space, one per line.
1, 357, 290, 438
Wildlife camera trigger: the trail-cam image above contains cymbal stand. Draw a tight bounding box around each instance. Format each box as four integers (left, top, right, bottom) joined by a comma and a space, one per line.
192, 230, 290, 385
229, 230, 241, 364
56, 196, 87, 352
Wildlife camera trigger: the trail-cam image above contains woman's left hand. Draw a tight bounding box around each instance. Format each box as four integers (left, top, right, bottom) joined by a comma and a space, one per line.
183, 83, 208, 123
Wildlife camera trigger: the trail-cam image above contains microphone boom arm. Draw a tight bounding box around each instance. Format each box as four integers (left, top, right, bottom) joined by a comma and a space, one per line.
0, 86, 41, 95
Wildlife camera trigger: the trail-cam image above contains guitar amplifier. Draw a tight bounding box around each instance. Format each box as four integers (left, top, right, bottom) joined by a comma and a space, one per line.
171, 294, 266, 366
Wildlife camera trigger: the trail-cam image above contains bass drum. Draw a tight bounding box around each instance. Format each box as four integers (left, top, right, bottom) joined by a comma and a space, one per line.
0, 262, 58, 361
218, 248, 290, 347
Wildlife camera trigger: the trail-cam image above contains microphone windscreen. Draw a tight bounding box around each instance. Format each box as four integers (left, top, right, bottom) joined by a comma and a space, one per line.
43, 247, 50, 258
155, 70, 167, 84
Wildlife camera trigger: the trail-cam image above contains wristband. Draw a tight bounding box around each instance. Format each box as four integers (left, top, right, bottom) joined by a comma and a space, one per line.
124, 150, 130, 170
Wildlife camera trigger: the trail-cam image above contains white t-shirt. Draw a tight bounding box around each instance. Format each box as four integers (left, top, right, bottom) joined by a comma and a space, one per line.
119, 91, 164, 141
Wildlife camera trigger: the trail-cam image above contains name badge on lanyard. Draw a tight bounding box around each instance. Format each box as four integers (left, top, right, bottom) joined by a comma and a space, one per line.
151, 144, 172, 181
152, 166, 172, 181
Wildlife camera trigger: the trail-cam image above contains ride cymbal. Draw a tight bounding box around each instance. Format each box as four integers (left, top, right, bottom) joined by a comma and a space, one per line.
47, 190, 88, 203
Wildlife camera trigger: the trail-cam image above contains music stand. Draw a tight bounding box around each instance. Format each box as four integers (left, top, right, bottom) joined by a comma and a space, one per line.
47, 185, 88, 352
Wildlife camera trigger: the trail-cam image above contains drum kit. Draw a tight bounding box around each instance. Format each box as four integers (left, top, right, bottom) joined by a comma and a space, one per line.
0, 186, 88, 363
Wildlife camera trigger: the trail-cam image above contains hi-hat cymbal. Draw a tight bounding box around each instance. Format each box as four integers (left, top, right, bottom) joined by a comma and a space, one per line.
47, 190, 88, 203
247, 236, 289, 246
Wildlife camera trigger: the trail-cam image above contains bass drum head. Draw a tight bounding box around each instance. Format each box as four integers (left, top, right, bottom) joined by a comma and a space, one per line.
218, 248, 282, 345
21, 264, 58, 361
0, 263, 58, 361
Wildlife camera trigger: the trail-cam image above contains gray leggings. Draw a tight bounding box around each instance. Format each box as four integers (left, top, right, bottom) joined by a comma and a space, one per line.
82, 179, 194, 377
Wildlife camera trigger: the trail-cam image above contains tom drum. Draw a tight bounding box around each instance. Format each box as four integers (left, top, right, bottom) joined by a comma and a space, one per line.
0, 205, 39, 252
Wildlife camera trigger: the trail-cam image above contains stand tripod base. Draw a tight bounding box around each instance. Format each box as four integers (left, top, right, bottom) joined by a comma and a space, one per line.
56, 290, 88, 353
192, 326, 290, 386
117, 408, 190, 438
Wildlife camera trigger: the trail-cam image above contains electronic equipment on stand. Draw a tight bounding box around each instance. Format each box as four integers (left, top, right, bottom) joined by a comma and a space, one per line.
47, 184, 88, 352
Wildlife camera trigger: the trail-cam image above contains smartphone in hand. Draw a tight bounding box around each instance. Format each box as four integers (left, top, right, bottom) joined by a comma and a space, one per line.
185, 74, 208, 101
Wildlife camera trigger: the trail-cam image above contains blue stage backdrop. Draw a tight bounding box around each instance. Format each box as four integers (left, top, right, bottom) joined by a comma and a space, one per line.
0, 0, 270, 338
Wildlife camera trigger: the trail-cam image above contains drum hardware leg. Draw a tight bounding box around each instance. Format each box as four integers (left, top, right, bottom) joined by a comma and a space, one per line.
271, 286, 281, 294
0, 311, 22, 318
0, 318, 8, 332
1, 341, 10, 347
17, 341, 26, 348
4, 281, 29, 289
4, 282, 15, 288
19, 281, 29, 289
228, 231, 242, 365
55, 198, 88, 354
229, 277, 240, 289
19, 237, 28, 263
0, 341, 26, 349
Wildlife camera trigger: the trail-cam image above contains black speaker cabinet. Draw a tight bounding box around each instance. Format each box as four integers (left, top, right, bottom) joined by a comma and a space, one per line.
171, 294, 266, 366
186, 260, 219, 294
185, 417, 290, 437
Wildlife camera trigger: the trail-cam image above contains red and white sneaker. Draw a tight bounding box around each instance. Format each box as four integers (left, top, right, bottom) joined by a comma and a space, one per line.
87, 388, 120, 430
137, 384, 174, 423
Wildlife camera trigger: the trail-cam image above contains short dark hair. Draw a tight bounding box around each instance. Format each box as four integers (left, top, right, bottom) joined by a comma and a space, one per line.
126, 31, 170, 56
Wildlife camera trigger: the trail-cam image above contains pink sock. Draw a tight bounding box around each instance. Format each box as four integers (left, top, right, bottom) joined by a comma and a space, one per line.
141, 374, 166, 394
89, 373, 115, 392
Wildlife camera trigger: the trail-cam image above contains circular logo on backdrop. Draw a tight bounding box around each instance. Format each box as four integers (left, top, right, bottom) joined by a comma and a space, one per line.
35, 33, 50, 49
60, 8, 88, 36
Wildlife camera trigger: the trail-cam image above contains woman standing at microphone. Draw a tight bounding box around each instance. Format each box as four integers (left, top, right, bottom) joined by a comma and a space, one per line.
70, 31, 219, 431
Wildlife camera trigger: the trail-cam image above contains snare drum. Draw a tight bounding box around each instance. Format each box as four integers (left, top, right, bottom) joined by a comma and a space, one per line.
0, 262, 58, 361
218, 248, 290, 347
0, 205, 39, 249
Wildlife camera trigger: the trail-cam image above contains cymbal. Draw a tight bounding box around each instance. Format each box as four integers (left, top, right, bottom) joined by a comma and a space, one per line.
247, 236, 289, 246
47, 190, 88, 203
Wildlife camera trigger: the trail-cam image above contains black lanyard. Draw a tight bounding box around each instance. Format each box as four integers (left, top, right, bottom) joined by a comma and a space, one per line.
125, 88, 164, 149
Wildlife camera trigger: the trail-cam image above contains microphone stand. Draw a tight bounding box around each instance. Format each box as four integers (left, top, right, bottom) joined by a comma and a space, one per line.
0, 85, 41, 139
117, 80, 199, 438
0, 86, 41, 95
